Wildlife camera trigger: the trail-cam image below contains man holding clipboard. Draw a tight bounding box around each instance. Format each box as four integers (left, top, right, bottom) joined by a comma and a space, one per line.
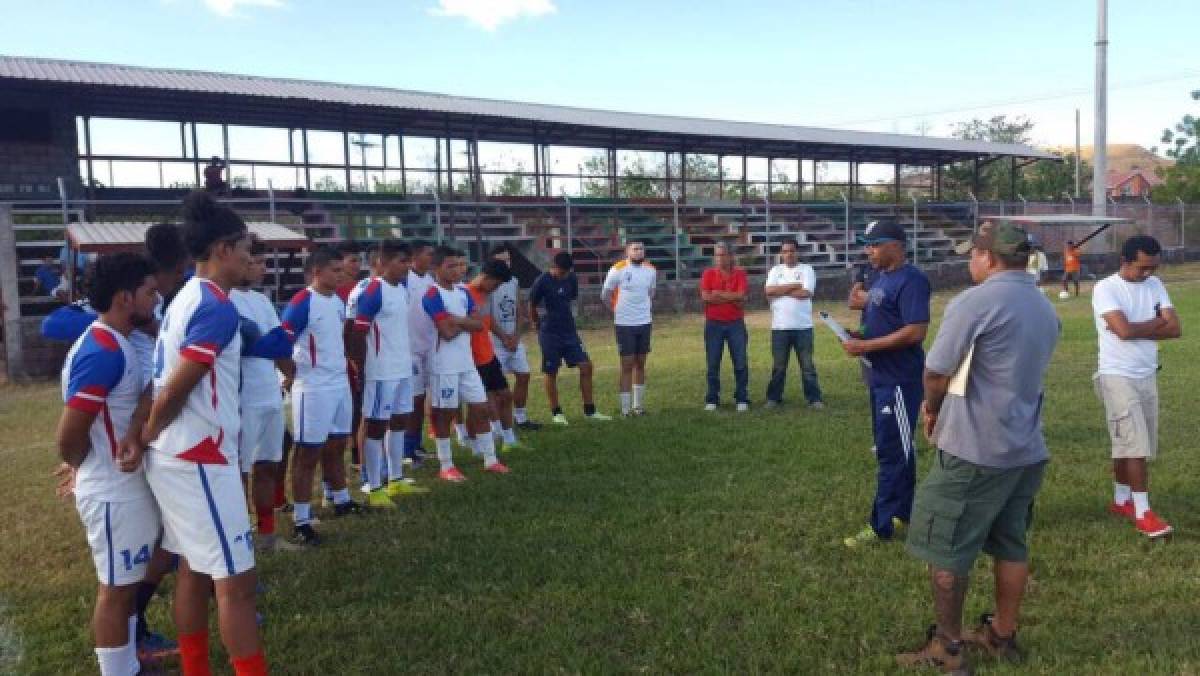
896, 221, 1058, 672
840, 220, 931, 549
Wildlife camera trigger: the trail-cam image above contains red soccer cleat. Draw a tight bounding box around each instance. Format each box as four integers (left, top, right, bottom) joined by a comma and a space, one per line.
1108, 501, 1134, 520
1134, 510, 1173, 538
438, 467, 467, 483
483, 462, 511, 474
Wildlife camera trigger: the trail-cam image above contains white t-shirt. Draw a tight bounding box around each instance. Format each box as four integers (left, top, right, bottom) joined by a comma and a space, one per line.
602, 260, 657, 326
281, 287, 347, 391
489, 277, 520, 336
1026, 251, 1048, 277
1093, 273, 1173, 378
62, 321, 152, 502
231, 288, 284, 409
150, 277, 243, 467
351, 276, 413, 381
422, 283, 477, 374
765, 263, 817, 330
407, 269, 437, 355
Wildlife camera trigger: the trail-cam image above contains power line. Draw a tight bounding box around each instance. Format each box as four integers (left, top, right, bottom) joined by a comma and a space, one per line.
824, 70, 1200, 127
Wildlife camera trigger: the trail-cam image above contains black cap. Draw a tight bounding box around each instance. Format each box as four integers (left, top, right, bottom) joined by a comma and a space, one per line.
857, 220, 906, 245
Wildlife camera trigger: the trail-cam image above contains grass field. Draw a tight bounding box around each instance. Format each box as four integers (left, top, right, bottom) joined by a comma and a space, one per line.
3, 266, 1200, 674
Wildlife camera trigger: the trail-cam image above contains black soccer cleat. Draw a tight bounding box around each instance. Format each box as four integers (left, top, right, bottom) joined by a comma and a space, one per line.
291, 523, 321, 547
333, 500, 366, 517
516, 420, 543, 431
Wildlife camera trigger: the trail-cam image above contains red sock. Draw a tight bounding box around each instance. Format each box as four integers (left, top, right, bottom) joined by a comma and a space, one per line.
231, 651, 268, 676
257, 508, 275, 536
178, 631, 211, 676
273, 481, 286, 509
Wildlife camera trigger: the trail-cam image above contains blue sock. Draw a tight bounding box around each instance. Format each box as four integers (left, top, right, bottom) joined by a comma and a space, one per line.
403, 432, 419, 458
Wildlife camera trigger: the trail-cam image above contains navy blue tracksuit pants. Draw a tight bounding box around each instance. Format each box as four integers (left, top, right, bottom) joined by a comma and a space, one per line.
870, 381, 922, 538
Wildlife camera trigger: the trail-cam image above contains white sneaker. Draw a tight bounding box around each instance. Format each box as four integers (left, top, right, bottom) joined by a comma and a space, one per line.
704, 403, 718, 412
736, 402, 749, 412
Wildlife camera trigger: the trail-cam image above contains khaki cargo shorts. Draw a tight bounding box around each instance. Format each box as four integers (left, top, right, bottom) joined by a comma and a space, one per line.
1093, 373, 1158, 460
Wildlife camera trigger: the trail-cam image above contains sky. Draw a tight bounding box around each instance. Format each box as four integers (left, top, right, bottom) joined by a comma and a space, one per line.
4, 0, 1198, 156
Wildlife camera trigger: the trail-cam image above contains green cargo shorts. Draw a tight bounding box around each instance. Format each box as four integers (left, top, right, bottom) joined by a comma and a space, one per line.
905, 450, 1046, 576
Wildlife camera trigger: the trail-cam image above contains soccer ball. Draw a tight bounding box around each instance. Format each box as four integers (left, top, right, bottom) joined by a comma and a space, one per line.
1058, 291, 1071, 300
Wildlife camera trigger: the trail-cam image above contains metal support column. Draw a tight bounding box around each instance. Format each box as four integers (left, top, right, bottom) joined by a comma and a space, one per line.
564, 196, 573, 254
0, 204, 25, 381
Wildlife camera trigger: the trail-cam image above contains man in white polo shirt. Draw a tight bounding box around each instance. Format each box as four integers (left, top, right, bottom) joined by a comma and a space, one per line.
602, 241, 657, 417
764, 238, 823, 408
1092, 235, 1182, 539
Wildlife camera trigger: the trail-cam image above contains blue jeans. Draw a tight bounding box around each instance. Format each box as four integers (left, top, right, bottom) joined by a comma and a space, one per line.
704, 319, 749, 405
765, 328, 822, 404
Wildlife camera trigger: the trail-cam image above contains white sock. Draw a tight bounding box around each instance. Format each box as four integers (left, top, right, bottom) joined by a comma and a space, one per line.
385, 430, 406, 481
364, 437, 384, 490
1132, 491, 1150, 519
95, 643, 136, 676
1114, 482, 1132, 505
455, 423, 469, 444
321, 480, 332, 500
294, 502, 312, 525
333, 488, 350, 505
490, 419, 504, 440
436, 438, 454, 470
503, 427, 517, 445
619, 392, 632, 415
514, 407, 528, 423
633, 384, 645, 409
125, 616, 139, 674
476, 433, 499, 466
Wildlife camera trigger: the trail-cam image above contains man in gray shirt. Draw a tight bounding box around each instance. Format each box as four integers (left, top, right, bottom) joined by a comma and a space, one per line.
488, 245, 540, 429
897, 221, 1059, 674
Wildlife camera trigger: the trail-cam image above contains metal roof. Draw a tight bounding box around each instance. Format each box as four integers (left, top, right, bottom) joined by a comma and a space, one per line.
0, 55, 1056, 161
68, 221, 309, 253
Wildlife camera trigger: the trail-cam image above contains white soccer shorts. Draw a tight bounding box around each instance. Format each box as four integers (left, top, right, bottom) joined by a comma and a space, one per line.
492, 340, 531, 375
411, 351, 433, 397
430, 371, 487, 409
291, 385, 353, 446
144, 454, 255, 580
238, 405, 286, 473
363, 378, 415, 421
75, 494, 161, 587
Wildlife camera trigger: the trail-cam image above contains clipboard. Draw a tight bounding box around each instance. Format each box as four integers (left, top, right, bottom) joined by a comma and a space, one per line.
947, 342, 975, 397
819, 311, 873, 368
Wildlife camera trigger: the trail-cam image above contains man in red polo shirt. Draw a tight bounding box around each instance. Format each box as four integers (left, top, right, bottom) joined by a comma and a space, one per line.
699, 241, 750, 411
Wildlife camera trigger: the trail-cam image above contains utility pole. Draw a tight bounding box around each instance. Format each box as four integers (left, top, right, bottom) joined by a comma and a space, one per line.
1080, 108, 1089, 198
1092, 0, 1108, 217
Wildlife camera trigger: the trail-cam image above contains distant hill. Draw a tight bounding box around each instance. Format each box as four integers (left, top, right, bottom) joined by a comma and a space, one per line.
1046, 144, 1174, 175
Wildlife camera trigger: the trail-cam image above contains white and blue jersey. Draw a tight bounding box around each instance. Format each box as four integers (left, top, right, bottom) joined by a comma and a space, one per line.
353, 276, 412, 381
62, 321, 150, 502
231, 288, 285, 410
281, 287, 347, 391
422, 283, 477, 375
149, 277, 243, 466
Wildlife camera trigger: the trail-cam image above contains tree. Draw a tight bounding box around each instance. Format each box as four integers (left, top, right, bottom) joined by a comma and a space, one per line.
942, 115, 1035, 200
1154, 90, 1200, 203
1022, 153, 1092, 201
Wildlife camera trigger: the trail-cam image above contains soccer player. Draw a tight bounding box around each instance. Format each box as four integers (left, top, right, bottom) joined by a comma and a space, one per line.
601, 241, 657, 417
1062, 239, 1082, 297
140, 192, 266, 675
231, 241, 300, 553
346, 240, 430, 507
764, 238, 822, 409
57, 252, 160, 676
467, 259, 526, 451
404, 240, 437, 464
699, 241, 750, 411
423, 246, 510, 480
1092, 235, 1182, 538
529, 252, 612, 425
841, 220, 931, 549
335, 243, 365, 475
282, 246, 364, 546
488, 245, 540, 429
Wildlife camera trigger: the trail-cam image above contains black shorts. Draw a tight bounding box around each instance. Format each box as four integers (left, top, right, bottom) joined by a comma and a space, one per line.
615, 324, 652, 357
477, 358, 509, 392
539, 331, 589, 374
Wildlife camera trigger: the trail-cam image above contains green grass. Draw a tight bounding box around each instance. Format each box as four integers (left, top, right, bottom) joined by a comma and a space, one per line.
4, 267, 1200, 674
